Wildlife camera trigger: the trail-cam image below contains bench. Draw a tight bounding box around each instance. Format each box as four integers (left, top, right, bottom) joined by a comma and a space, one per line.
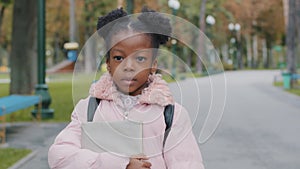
291, 74, 300, 80
0, 95, 41, 144
291, 74, 300, 88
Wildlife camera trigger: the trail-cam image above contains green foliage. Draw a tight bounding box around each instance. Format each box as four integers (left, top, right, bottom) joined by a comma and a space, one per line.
273, 81, 283, 87
288, 88, 300, 96
0, 83, 9, 96
0, 0, 12, 6
222, 62, 234, 70
0, 148, 31, 169
81, 0, 118, 32
161, 74, 175, 83
178, 0, 226, 23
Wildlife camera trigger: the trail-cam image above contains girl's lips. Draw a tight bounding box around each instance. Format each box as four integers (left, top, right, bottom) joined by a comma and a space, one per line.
121, 78, 137, 86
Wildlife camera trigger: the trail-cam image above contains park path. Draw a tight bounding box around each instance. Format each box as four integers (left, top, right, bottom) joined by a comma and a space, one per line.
169, 70, 300, 169
5, 122, 67, 169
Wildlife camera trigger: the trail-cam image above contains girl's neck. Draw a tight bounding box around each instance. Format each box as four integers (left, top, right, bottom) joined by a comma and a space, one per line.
119, 92, 140, 111
128, 82, 149, 96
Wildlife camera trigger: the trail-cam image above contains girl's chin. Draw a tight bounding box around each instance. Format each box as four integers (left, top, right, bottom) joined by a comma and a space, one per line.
117, 87, 133, 93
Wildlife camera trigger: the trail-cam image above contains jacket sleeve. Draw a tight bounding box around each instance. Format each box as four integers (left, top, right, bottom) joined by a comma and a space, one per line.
163, 104, 205, 169
48, 98, 129, 169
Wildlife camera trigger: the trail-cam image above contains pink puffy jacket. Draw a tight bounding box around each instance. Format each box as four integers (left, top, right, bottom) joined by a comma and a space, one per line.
48, 73, 205, 169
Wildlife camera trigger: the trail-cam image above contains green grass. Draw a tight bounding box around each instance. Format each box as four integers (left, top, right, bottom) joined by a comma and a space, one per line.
161, 72, 202, 83
0, 73, 9, 79
0, 148, 31, 169
288, 88, 300, 96
47, 81, 74, 122
273, 81, 283, 87
274, 81, 300, 96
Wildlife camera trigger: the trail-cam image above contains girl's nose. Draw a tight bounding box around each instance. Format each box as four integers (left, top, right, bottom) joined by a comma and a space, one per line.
123, 58, 135, 72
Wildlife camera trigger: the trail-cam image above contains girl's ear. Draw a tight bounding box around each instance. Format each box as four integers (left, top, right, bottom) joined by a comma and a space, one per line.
151, 59, 158, 74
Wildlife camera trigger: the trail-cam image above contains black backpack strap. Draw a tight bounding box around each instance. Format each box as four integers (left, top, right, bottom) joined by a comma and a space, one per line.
162, 104, 174, 169
163, 104, 174, 148
87, 97, 101, 122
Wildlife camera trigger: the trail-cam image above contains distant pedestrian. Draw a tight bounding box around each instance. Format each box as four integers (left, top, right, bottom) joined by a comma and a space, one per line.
48, 7, 204, 169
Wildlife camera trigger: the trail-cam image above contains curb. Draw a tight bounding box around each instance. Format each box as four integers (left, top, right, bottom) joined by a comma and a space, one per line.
8, 150, 39, 169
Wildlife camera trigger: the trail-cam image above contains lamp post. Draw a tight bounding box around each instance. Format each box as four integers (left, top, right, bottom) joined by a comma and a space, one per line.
205, 15, 216, 73
168, 0, 180, 78
205, 15, 216, 38
126, 0, 134, 14
228, 22, 241, 70
32, 0, 54, 119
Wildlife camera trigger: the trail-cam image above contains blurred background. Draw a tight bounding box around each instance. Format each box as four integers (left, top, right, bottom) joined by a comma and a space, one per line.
0, 0, 298, 94
0, 1, 300, 168
0, 0, 299, 130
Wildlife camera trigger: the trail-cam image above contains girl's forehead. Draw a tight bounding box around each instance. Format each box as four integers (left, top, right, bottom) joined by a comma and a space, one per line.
110, 30, 151, 46
111, 31, 152, 48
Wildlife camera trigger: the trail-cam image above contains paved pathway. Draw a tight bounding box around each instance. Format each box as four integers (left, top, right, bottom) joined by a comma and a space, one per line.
4, 70, 300, 169
169, 70, 300, 169
5, 122, 67, 169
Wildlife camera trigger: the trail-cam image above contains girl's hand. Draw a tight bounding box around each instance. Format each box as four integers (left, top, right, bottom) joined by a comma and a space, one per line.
126, 154, 152, 169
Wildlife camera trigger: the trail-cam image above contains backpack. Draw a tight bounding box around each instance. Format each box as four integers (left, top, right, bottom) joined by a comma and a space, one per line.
87, 97, 174, 149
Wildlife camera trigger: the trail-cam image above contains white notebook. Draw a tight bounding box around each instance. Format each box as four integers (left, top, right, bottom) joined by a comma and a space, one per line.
81, 120, 143, 157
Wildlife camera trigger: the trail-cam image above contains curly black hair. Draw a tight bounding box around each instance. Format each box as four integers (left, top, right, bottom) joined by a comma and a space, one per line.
96, 7, 172, 59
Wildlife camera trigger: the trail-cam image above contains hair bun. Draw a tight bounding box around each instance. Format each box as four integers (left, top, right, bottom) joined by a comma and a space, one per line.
97, 8, 128, 38
138, 6, 172, 44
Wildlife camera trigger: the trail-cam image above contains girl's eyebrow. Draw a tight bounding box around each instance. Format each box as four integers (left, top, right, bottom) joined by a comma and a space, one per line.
111, 48, 151, 56
110, 48, 125, 54
134, 49, 151, 53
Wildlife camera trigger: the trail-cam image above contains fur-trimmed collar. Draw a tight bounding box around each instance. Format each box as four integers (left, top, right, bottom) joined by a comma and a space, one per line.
89, 72, 174, 107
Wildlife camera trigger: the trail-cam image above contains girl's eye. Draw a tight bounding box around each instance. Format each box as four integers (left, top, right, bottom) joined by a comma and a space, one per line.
113, 56, 124, 61
136, 56, 146, 62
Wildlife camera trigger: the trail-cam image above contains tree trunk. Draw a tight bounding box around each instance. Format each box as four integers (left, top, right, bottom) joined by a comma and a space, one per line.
283, 0, 289, 30
83, 2, 97, 73
196, 0, 207, 73
296, 0, 300, 50
221, 44, 229, 63
286, 0, 296, 74
246, 34, 252, 68
199, 0, 207, 33
268, 48, 272, 68
262, 38, 268, 68
0, 0, 12, 38
84, 38, 97, 74
236, 31, 243, 69
53, 32, 60, 64
10, 0, 37, 94
0, 5, 5, 38
252, 35, 258, 68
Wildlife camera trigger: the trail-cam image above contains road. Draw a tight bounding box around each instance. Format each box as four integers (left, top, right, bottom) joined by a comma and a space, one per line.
169, 70, 300, 169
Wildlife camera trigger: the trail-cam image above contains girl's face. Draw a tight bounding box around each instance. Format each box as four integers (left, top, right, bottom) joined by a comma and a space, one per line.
107, 32, 157, 96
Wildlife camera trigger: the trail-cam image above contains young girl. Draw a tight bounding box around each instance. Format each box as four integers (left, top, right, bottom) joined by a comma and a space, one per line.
48, 7, 204, 169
